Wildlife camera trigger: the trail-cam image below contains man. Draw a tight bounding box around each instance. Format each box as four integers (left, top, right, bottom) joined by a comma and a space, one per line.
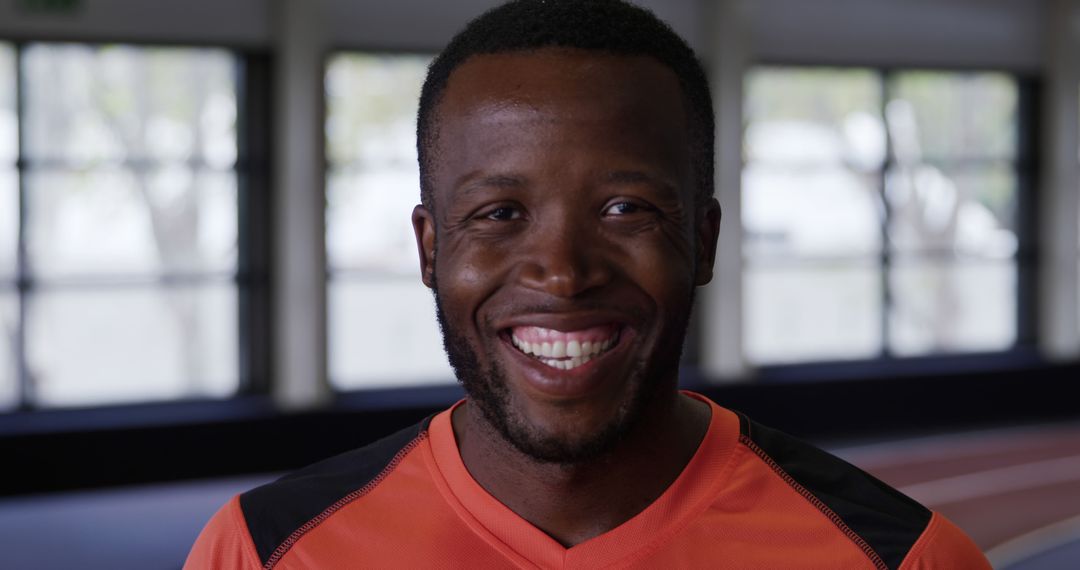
187, 1, 991, 568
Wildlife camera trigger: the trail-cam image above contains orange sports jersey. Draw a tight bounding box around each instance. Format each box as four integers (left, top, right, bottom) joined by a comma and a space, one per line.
186, 393, 991, 569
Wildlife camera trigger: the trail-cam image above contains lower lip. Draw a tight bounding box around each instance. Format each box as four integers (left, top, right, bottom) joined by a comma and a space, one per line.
500, 331, 625, 400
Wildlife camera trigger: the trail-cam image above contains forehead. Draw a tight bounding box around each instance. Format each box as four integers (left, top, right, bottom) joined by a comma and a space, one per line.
430, 48, 691, 198
439, 48, 686, 120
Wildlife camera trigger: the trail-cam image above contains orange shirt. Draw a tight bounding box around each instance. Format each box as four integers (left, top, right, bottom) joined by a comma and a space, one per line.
186, 393, 990, 569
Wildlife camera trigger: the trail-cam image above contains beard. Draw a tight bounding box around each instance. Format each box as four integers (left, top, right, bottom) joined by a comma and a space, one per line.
431, 274, 694, 465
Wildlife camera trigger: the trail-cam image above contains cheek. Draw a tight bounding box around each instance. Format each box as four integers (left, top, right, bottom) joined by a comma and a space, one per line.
620, 231, 697, 297
436, 236, 514, 316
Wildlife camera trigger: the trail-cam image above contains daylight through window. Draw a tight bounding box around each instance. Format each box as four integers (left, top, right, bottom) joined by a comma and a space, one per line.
325, 52, 453, 389
743, 66, 1022, 365
2, 43, 242, 408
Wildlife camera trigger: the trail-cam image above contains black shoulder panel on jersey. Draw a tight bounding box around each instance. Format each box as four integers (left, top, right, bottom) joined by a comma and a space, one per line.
738, 413, 931, 570
239, 416, 432, 567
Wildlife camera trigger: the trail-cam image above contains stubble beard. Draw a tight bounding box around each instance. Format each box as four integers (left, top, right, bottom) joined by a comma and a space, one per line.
431, 275, 695, 466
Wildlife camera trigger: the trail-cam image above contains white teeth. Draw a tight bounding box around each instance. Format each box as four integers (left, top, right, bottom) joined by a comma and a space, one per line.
540, 357, 588, 370
511, 330, 620, 370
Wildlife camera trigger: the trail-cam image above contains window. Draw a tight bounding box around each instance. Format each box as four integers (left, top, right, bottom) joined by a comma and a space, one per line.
743, 67, 1024, 366
3, 43, 242, 409
325, 52, 453, 389
1, 43, 16, 408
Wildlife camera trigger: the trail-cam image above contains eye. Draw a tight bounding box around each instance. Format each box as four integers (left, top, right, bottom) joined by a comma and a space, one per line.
482, 206, 522, 221
603, 201, 652, 216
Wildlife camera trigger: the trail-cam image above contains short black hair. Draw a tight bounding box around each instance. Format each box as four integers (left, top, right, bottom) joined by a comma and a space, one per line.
416, 0, 714, 209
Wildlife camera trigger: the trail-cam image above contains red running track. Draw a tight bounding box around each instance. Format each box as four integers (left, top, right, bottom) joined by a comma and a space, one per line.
833, 422, 1080, 568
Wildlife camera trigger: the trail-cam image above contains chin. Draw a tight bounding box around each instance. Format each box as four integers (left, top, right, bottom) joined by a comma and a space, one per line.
455, 328, 660, 465
499, 386, 643, 464
433, 283, 691, 465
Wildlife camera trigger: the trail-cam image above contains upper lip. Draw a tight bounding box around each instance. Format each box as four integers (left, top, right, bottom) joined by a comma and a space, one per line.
494, 310, 634, 333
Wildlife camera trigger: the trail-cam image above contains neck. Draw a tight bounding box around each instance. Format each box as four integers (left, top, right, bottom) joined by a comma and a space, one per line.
452, 390, 711, 547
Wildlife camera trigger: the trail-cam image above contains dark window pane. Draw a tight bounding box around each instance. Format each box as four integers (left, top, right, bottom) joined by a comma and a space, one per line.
888, 258, 1016, 356
25, 283, 238, 407
25, 168, 237, 277
888, 71, 1017, 160
328, 278, 452, 389
23, 44, 237, 167
886, 163, 1017, 257
744, 261, 883, 364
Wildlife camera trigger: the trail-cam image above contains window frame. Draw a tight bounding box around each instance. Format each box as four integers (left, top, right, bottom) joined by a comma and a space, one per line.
0, 38, 274, 414
741, 62, 1043, 382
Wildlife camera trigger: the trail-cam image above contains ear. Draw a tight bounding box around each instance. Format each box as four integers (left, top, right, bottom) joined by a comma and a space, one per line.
412, 204, 437, 288
694, 198, 722, 286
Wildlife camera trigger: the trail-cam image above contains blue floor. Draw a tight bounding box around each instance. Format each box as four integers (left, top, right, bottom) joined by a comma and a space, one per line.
0, 475, 274, 570
1001, 538, 1080, 570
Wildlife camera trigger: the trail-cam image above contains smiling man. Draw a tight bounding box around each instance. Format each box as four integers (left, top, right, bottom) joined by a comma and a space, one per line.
186, 1, 991, 568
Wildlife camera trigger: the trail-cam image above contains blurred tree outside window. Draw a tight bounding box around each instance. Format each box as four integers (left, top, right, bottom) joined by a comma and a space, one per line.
325, 52, 453, 389
743, 67, 1020, 365
3, 43, 241, 409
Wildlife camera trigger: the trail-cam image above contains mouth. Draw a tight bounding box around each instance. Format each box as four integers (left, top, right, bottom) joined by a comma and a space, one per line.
506, 324, 622, 371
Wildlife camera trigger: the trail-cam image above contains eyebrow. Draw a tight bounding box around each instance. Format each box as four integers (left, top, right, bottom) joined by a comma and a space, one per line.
453, 173, 527, 198
604, 170, 681, 200
451, 170, 682, 199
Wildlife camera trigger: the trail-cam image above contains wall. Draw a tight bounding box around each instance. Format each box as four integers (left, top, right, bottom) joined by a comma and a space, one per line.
0, 0, 702, 52
748, 0, 1046, 70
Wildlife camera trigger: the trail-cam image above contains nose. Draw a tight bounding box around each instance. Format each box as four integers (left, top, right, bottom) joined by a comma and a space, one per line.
516, 218, 612, 298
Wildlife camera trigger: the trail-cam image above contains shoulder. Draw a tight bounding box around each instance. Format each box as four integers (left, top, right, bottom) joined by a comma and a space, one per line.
184, 495, 262, 570
187, 416, 433, 570
734, 413, 987, 570
900, 512, 992, 570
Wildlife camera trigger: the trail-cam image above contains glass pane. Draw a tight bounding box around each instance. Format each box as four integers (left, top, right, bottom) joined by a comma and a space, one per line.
889, 259, 1016, 356
888, 71, 1017, 160
744, 67, 885, 170
0, 170, 15, 279
744, 262, 882, 364
325, 53, 431, 273
886, 164, 1017, 257
0, 289, 16, 410
327, 168, 421, 274
23, 44, 237, 167
26, 283, 238, 407
743, 164, 882, 258
25, 167, 237, 277
325, 53, 430, 166
0, 43, 16, 165
329, 278, 453, 389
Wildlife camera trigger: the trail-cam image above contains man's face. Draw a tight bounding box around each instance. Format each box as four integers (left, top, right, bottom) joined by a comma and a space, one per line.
413, 49, 719, 464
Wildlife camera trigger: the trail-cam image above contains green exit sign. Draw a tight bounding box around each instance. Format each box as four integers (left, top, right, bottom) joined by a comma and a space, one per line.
17, 0, 83, 15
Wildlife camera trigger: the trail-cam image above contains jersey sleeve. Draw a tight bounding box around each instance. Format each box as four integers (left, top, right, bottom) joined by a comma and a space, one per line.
184, 495, 263, 570
899, 511, 992, 570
